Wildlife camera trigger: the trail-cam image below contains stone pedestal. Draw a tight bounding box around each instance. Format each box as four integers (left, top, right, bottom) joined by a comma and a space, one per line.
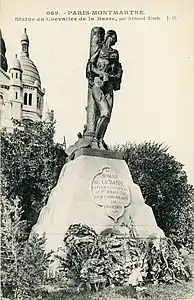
32, 149, 164, 253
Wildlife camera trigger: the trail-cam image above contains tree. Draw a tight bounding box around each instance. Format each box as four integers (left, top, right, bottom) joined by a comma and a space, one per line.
1, 119, 66, 229
1, 196, 51, 299
114, 141, 194, 248
1, 196, 26, 298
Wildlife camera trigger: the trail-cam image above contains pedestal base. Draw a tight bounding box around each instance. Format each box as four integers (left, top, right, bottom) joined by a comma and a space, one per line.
32, 151, 164, 253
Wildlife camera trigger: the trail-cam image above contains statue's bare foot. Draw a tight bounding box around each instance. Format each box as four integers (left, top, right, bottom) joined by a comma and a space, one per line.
98, 140, 109, 150
91, 138, 99, 149
99, 140, 105, 150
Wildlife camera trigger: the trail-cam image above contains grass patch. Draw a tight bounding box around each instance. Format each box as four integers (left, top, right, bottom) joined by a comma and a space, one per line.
42, 254, 194, 300
42, 279, 194, 300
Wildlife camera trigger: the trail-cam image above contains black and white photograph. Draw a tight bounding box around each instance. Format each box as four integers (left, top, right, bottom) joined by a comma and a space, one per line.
1, 0, 194, 299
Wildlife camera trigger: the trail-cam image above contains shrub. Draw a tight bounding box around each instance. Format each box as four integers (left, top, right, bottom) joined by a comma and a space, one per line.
1, 196, 51, 299
56, 224, 190, 292
113, 141, 194, 249
1, 119, 66, 229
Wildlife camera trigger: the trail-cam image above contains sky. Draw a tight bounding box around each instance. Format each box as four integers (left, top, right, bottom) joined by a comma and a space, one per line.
1, 0, 194, 185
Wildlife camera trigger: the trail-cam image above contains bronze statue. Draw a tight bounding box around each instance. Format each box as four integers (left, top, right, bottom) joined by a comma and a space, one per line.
66, 27, 123, 159
85, 29, 123, 148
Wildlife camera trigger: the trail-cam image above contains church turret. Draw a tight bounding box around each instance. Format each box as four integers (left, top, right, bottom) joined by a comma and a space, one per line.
0, 29, 8, 72
9, 54, 23, 87
21, 28, 29, 57
9, 54, 23, 121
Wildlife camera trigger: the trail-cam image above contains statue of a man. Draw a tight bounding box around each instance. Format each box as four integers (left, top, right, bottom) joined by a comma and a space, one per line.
85, 29, 123, 149
66, 28, 123, 159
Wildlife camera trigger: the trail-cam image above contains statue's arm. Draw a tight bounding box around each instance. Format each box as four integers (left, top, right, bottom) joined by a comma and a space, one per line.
86, 50, 101, 80
88, 49, 106, 77
90, 48, 100, 63
90, 64, 104, 77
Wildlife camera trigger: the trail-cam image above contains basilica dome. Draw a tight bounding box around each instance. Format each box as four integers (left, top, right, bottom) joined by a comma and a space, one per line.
20, 55, 41, 88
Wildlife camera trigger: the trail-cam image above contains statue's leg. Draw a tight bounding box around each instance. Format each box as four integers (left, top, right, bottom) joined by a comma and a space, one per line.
94, 105, 100, 135
91, 110, 100, 149
98, 91, 113, 142
91, 83, 111, 148
95, 99, 110, 146
105, 87, 114, 117
95, 116, 110, 141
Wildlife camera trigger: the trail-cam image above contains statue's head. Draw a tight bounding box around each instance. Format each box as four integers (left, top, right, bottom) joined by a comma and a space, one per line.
104, 30, 117, 46
91, 27, 105, 44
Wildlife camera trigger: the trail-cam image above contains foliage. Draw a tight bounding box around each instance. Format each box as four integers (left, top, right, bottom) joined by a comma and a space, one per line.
1, 196, 26, 299
169, 198, 194, 250
1, 119, 66, 228
146, 237, 190, 283
113, 141, 194, 248
1, 196, 52, 299
56, 224, 190, 293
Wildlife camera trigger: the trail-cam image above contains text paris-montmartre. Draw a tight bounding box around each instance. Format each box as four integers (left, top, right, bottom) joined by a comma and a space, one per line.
66, 10, 145, 16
